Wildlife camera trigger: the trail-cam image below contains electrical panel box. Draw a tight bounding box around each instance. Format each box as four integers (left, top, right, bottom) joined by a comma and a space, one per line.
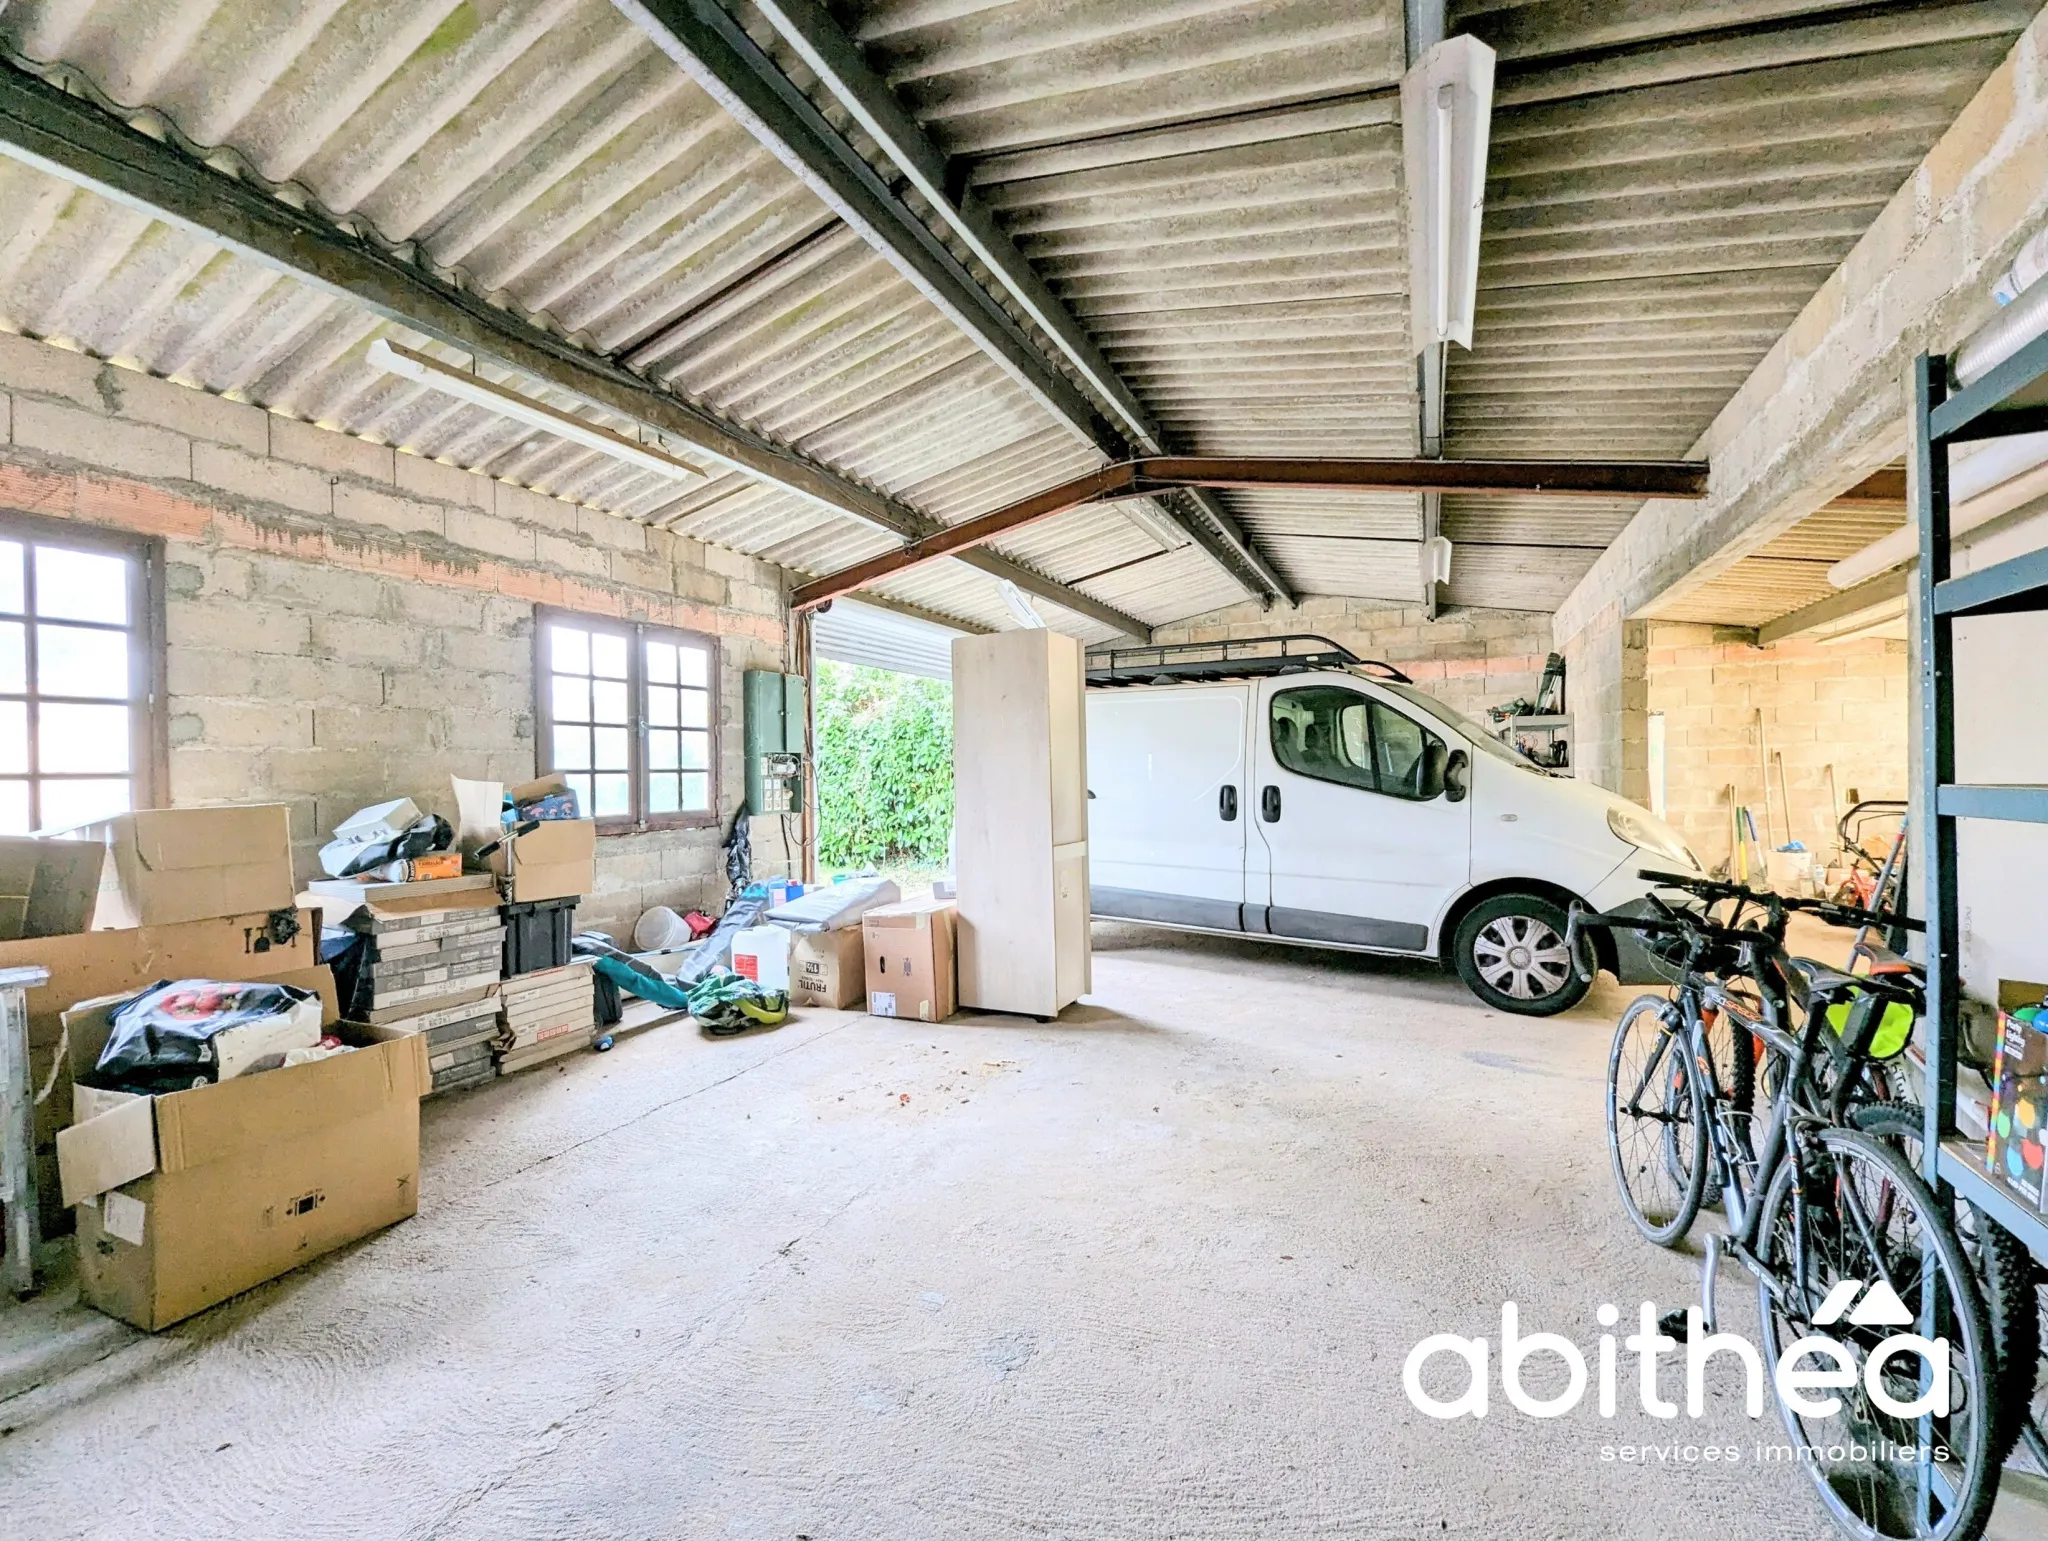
744, 670, 808, 816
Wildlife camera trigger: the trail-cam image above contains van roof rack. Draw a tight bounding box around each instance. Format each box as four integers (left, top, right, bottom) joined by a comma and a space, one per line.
1084, 634, 1413, 688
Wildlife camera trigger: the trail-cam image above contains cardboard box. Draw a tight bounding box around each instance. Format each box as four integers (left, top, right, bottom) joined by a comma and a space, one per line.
453, 774, 596, 902
790, 926, 866, 1010
862, 899, 956, 1022
0, 908, 320, 1238
87, 806, 296, 928
0, 836, 105, 939
56, 965, 427, 1331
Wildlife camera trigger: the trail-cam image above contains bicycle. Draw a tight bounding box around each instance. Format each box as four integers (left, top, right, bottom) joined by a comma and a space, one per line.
1613, 872, 2042, 1473
1569, 881, 1999, 1541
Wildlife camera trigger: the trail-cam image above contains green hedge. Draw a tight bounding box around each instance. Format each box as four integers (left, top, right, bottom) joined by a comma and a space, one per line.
814, 660, 953, 866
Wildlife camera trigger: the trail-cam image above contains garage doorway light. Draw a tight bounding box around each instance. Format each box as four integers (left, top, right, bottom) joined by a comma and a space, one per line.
1403, 35, 1495, 355
365, 338, 707, 487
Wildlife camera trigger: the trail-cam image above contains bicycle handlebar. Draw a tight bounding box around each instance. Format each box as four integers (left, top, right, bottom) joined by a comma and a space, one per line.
1634, 869, 1923, 935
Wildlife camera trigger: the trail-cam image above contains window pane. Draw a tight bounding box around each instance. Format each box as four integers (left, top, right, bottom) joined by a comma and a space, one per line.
677, 645, 707, 688
0, 702, 23, 773
37, 624, 128, 699
35, 547, 127, 624
0, 542, 21, 614
593, 726, 629, 771
593, 772, 630, 817
0, 621, 22, 694
39, 703, 131, 772
678, 771, 709, 811
646, 641, 676, 684
551, 673, 590, 724
591, 632, 628, 679
648, 773, 679, 815
1370, 701, 1435, 799
1270, 687, 1374, 792
592, 679, 629, 726
563, 772, 593, 813
646, 685, 677, 728
0, 779, 26, 835
549, 624, 589, 674
678, 729, 708, 770
678, 687, 709, 728
552, 725, 590, 772
648, 729, 678, 771
41, 776, 130, 830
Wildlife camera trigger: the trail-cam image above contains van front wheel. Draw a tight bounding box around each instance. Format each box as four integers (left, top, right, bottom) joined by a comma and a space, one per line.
1451, 895, 1589, 1017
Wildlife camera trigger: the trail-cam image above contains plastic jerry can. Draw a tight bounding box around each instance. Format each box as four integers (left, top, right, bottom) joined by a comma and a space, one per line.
731, 926, 790, 991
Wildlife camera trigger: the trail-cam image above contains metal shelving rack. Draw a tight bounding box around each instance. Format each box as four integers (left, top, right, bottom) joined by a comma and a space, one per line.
1912, 344, 2048, 1267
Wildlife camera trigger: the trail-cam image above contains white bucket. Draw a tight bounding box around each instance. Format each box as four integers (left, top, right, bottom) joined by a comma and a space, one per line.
634, 904, 688, 952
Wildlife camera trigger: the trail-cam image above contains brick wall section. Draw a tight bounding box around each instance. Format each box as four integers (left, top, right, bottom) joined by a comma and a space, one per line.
1151, 597, 1556, 723
0, 332, 796, 936
1645, 624, 1908, 875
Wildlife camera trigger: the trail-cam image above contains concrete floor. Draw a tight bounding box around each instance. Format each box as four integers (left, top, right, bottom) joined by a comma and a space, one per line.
0, 925, 1953, 1538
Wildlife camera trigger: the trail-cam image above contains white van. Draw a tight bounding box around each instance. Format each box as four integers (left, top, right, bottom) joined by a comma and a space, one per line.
1085, 637, 1697, 1016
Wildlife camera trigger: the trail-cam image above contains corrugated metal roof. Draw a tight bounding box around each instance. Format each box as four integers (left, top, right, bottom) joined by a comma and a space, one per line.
0, 0, 2024, 633
1642, 494, 1908, 627
0, 0, 1181, 634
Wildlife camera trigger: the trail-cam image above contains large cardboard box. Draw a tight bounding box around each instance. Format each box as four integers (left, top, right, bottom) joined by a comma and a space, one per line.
0, 836, 105, 939
0, 908, 319, 1238
91, 806, 296, 927
454, 774, 596, 902
56, 966, 427, 1331
790, 926, 866, 1010
862, 899, 956, 1022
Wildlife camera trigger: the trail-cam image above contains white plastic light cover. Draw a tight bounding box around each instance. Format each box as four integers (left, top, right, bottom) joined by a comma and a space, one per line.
1421, 535, 1454, 587
1403, 35, 1496, 355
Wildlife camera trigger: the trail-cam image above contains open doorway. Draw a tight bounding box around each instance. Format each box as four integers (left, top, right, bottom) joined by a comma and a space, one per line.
809, 598, 965, 893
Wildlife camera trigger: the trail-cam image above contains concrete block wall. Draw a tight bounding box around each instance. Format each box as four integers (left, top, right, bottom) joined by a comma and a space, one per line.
1151, 597, 1556, 723
0, 332, 797, 936
1645, 624, 1908, 876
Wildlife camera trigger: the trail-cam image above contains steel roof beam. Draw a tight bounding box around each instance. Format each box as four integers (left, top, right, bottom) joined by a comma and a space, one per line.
794, 454, 1710, 610
612, 0, 1295, 607
0, 60, 1152, 641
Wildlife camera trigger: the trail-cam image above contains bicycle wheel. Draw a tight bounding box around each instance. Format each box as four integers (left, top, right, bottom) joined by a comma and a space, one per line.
1850, 1100, 2042, 1465
1754, 1126, 1997, 1541
1606, 994, 1708, 1246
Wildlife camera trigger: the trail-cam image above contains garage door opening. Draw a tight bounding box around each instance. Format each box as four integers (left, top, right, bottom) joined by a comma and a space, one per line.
809, 599, 964, 892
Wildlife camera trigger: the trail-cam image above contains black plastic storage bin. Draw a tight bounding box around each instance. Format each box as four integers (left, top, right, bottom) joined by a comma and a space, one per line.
502, 897, 578, 978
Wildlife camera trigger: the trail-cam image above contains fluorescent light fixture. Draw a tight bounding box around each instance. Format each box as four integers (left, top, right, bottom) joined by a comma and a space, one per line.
365, 338, 706, 486
1829, 432, 2048, 588
1120, 497, 1192, 552
1402, 35, 1495, 354
997, 578, 1047, 628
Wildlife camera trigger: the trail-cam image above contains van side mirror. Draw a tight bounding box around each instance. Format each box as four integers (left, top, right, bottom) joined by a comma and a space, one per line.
1443, 748, 1470, 803
1419, 740, 1449, 800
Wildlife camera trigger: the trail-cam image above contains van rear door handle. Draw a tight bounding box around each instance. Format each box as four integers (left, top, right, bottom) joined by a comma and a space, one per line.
1261, 785, 1281, 822
1219, 785, 1238, 821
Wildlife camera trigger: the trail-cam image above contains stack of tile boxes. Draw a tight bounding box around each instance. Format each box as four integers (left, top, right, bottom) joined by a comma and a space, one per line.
495, 960, 595, 1074
347, 891, 505, 1095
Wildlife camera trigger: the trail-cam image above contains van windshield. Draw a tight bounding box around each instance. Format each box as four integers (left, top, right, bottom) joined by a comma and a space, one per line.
1367, 678, 1541, 769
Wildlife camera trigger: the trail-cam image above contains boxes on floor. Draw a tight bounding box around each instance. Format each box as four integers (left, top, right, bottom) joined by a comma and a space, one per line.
73, 805, 297, 928
0, 907, 319, 1239
789, 927, 866, 1010
861, 899, 956, 1022
56, 966, 427, 1331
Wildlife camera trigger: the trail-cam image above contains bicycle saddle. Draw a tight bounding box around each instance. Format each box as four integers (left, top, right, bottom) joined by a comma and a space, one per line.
1784, 956, 1861, 1002
1854, 942, 1919, 977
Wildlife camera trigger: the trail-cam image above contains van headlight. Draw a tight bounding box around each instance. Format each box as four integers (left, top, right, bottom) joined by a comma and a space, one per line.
1607, 806, 1699, 871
